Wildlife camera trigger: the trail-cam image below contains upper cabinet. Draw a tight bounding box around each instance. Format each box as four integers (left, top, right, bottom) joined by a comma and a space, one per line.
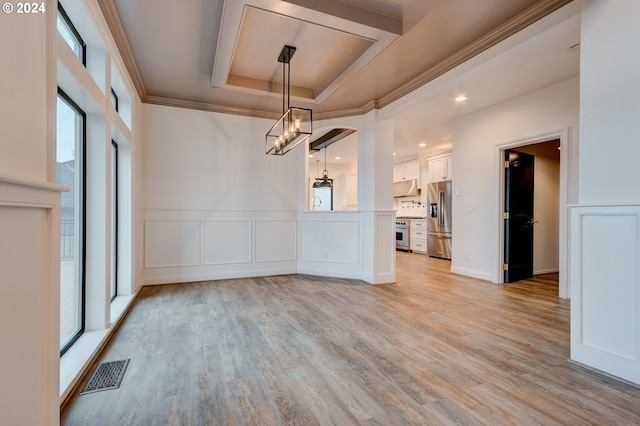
427, 154, 453, 182
393, 159, 419, 183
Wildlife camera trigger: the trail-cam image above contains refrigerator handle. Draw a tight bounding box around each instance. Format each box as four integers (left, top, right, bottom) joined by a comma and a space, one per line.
438, 190, 445, 227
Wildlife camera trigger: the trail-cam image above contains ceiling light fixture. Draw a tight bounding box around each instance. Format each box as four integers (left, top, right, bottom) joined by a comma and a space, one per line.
419, 143, 426, 147
265, 45, 312, 155
312, 148, 332, 188
455, 96, 467, 102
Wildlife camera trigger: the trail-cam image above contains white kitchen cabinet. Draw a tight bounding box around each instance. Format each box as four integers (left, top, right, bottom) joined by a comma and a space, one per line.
410, 219, 428, 254
418, 166, 428, 189
335, 174, 358, 210
427, 154, 453, 182
393, 159, 419, 182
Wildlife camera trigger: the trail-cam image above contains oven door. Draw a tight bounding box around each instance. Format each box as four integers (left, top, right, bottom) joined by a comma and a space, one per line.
396, 227, 409, 249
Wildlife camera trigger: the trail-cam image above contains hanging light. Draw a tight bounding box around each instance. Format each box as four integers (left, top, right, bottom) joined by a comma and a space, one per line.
312, 148, 332, 188
265, 45, 312, 155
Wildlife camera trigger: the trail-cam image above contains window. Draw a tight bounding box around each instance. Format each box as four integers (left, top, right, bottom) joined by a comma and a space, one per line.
111, 141, 118, 302
57, 88, 86, 355
57, 2, 86, 65
111, 88, 119, 113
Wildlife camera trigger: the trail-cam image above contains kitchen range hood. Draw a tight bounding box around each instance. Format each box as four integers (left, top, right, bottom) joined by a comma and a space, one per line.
393, 179, 419, 197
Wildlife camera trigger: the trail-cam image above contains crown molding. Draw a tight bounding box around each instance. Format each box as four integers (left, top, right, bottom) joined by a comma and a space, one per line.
314, 99, 380, 121
102, 0, 573, 120
377, 0, 574, 109
143, 95, 281, 120
97, 0, 147, 100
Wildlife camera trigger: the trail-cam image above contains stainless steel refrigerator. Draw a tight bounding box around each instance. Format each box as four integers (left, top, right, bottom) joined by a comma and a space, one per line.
427, 180, 452, 259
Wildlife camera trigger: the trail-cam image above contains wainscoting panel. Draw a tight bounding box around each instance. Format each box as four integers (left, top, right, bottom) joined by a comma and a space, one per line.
142, 210, 298, 284
570, 204, 640, 385
255, 220, 297, 262
204, 220, 252, 265
299, 219, 360, 264
0, 177, 63, 426
144, 220, 200, 268
375, 212, 396, 281
581, 213, 637, 358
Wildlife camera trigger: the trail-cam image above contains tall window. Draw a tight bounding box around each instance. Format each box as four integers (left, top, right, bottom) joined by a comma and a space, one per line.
57, 88, 86, 355
57, 2, 86, 65
111, 141, 118, 302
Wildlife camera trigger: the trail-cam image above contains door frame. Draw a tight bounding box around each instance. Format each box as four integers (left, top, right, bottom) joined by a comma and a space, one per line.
494, 128, 575, 298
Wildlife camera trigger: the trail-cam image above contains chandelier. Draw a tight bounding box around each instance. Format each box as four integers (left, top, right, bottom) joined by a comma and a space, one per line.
265, 45, 312, 155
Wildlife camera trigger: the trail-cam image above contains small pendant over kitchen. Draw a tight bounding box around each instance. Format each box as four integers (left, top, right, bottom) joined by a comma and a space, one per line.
312, 148, 332, 188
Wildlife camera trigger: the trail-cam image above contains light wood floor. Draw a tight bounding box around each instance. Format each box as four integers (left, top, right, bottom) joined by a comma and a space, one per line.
62, 252, 640, 425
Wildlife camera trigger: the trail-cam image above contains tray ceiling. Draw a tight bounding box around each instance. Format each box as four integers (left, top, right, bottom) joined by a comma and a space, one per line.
99, 0, 573, 119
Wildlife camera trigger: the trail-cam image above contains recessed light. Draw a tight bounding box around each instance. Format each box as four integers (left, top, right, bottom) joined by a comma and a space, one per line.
419, 143, 426, 147
334, 156, 341, 160
455, 96, 467, 102
393, 152, 396, 156
308, 154, 314, 158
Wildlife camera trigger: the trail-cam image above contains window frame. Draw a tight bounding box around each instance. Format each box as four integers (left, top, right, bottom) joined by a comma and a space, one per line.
110, 88, 119, 113
57, 2, 86, 66
57, 87, 87, 356
110, 140, 118, 302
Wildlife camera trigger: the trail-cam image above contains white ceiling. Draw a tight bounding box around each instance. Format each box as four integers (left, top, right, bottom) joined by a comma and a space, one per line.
98, 0, 581, 165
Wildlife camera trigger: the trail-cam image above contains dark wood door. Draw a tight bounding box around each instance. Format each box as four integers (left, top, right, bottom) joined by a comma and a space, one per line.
504, 150, 534, 283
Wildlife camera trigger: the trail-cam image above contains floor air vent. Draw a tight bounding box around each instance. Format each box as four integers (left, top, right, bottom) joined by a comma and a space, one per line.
80, 359, 130, 394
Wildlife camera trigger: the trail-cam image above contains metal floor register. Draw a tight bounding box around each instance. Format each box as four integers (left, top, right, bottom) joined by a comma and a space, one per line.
80, 359, 130, 394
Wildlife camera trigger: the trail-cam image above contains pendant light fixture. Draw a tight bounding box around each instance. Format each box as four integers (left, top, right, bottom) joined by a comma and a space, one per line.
265, 45, 312, 155
312, 148, 332, 188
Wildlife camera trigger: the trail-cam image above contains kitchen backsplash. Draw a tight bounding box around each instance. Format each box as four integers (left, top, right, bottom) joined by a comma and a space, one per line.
395, 196, 427, 218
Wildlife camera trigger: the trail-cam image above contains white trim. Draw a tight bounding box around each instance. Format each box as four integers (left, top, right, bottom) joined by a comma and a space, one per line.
494, 127, 572, 299
59, 292, 137, 401
0, 174, 68, 193
569, 204, 640, 385
450, 266, 492, 282
534, 268, 560, 275
211, 0, 400, 104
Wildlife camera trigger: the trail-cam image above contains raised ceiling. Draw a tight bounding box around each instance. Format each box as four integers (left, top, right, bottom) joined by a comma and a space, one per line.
98, 0, 580, 163
99, 0, 572, 118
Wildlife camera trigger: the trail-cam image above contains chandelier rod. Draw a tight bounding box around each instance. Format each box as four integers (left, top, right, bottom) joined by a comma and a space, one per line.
287, 51, 291, 112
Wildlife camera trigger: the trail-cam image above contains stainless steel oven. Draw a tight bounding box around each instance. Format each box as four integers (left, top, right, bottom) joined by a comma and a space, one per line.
396, 219, 409, 250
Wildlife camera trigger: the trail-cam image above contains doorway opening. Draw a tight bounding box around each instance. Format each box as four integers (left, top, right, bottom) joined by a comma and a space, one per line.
497, 129, 572, 298
504, 140, 559, 283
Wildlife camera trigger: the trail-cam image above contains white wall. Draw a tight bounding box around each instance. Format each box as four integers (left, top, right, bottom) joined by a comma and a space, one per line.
0, 3, 50, 182
578, 1, 640, 203
142, 106, 395, 285
141, 104, 301, 283
570, 0, 640, 385
142, 104, 300, 212
451, 77, 579, 282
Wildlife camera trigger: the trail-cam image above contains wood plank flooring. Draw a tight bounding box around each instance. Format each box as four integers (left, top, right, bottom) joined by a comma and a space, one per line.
62, 252, 640, 425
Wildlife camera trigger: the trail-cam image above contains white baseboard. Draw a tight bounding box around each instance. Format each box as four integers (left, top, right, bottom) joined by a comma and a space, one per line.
142, 264, 298, 286
450, 265, 492, 282
534, 268, 559, 275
